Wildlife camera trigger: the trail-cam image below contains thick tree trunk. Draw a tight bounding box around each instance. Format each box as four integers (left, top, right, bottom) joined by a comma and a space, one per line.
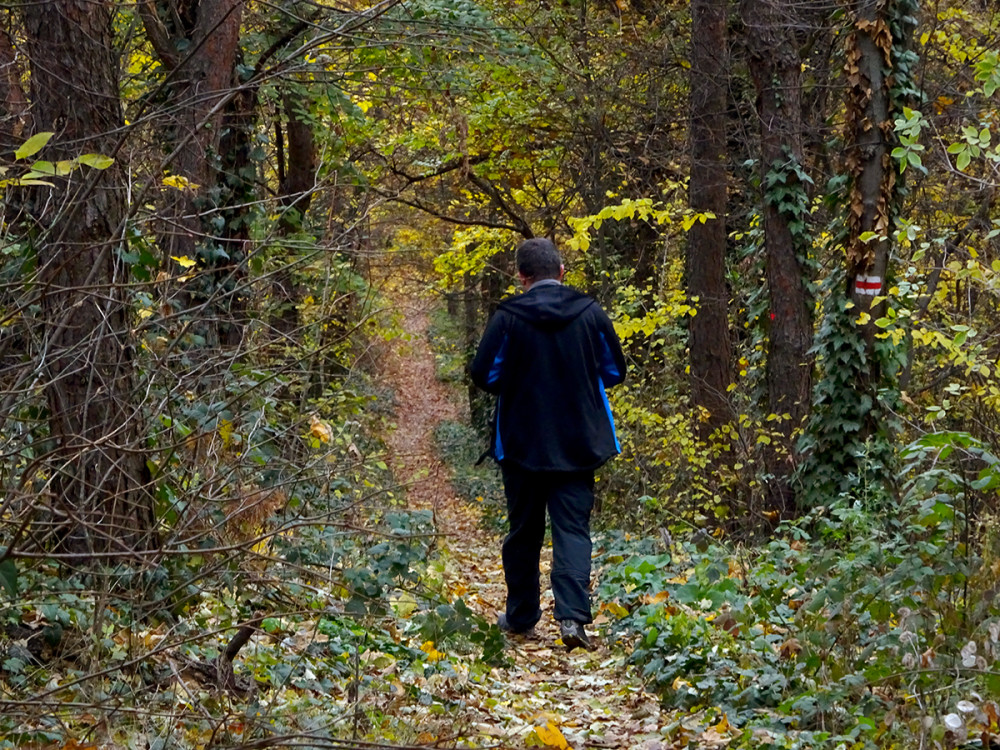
24, 0, 155, 556
140, 0, 244, 347
688, 0, 733, 437
215, 56, 256, 347
269, 87, 316, 337
744, 0, 814, 515
141, 0, 242, 255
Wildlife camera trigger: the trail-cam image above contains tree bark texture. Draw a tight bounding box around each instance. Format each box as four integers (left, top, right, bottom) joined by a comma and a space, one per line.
744, 0, 814, 514
140, 0, 243, 253
278, 88, 318, 233
139, 0, 244, 347
24, 0, 155, 555
0, 20, 28, 153
688, 0, 734, 437
845, 1, 894, 349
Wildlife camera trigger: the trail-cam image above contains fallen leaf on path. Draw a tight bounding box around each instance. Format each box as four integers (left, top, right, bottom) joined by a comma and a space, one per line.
531, 721, 570, 749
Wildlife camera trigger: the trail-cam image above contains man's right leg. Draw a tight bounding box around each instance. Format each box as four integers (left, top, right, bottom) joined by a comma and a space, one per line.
501, 464, 546, 631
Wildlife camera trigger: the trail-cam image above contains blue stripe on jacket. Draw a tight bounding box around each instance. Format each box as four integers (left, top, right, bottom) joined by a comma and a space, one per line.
599, 377, 621, 453
488, 335, 509, 460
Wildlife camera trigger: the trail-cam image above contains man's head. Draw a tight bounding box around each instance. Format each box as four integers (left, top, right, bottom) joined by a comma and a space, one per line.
516, 238, 564, 288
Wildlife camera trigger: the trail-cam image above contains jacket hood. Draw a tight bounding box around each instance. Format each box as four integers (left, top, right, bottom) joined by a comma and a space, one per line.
499, 283, 595, 329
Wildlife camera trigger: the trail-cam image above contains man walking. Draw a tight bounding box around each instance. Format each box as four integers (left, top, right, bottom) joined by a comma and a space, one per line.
471, 238, 626, 650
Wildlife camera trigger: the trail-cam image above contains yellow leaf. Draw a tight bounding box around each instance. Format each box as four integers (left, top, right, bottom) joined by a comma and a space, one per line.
162, 174, 199, 191
534, 722, 570, 749
251, 538, 271, 555
309, 414, 332, 443
641, 591, 670, 605
171, 255, 197, 269
218, 418, 233, 446
420, 640, 445, 662
714, 713, 731, 733
600, 601, 630, 619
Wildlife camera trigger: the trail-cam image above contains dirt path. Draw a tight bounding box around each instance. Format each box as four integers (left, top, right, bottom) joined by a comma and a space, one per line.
381, 290, 669, 749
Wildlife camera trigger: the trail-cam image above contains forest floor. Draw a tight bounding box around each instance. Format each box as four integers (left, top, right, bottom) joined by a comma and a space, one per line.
379, 282, 675, 749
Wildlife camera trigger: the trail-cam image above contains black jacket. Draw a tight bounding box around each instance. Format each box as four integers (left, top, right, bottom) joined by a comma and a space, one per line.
470, 282, 626, 472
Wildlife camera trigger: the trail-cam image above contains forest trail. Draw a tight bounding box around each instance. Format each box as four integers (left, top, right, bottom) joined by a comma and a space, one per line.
380, 284, 671, 749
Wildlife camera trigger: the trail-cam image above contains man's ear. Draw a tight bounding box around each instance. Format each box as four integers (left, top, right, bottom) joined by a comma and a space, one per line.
519, 271, 531, 289
558, 264, 565, 282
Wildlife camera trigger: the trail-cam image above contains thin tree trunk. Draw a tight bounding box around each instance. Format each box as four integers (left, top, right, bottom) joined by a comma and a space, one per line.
24, 0, 155, 556
744, 0, 814, 515
278, 88, 317, 234
688, 0, 733, 437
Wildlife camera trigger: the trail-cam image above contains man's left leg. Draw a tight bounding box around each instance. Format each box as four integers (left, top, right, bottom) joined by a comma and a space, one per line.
546, 470, 595, 625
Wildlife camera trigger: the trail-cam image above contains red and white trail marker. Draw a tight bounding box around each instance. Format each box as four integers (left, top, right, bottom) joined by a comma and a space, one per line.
854, 275, 882, 297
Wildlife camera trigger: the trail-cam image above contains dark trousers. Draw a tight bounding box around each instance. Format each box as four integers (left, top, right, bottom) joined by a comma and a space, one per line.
500, 464, 595, 630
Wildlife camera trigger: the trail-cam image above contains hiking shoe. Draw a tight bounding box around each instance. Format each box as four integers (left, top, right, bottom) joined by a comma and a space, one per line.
497, 613, 536, 638
559, 620, 593, 651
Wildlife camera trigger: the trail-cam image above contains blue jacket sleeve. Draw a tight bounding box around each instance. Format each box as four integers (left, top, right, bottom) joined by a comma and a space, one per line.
596, 309, 626, 387
470, 311, 509, 395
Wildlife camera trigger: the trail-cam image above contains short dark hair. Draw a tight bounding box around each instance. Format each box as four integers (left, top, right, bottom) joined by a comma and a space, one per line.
516, 238, 562, 280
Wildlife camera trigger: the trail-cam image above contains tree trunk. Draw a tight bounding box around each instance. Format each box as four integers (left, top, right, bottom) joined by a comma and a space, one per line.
0, 20, 28, 153
24, 0, 155, 556
744, 0, 814, 515
688, 0, 733, 437
215, 52, 256, 347
139, 0, 243, 348
844, 1, 894, 373
278, 88, 318, 234
464, 269, 488, 435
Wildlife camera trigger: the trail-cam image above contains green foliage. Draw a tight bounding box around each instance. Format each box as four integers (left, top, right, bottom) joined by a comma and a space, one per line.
891, 107, 927, 174
0, 131, 115, 188
798, 289, 902, 507
764, 151, 814, 242
594, 456, 1000, 748
426, 307, 467, 384
0, 556, 16, 596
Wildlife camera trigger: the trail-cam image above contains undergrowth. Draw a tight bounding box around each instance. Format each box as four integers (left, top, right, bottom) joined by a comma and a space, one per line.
592, 432, 1000, 749
0, 296, 506, 748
